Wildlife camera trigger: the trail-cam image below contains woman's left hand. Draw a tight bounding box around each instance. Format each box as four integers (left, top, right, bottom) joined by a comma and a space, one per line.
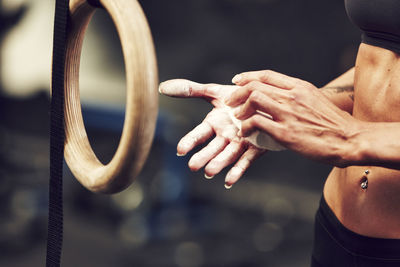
226, 70, 362, 167
159, 79, 266, 187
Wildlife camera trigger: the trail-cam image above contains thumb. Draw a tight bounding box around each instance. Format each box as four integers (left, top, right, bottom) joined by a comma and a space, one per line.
159, 79, 219, 99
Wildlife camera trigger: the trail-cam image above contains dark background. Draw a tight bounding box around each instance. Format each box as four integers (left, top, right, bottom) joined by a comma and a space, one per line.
0, 0, 360, 266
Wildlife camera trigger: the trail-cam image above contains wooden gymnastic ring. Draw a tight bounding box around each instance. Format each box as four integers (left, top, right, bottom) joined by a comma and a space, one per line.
64, 0, 158, 194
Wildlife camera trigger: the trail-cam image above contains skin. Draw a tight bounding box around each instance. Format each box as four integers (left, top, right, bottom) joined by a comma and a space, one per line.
159, 80, 266, 186
159, 43, 400, 238
227, 43, 400, 238
324, 44, 400, 239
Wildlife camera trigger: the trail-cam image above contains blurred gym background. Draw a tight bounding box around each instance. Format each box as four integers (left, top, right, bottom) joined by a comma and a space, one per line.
0, 0, 359, 266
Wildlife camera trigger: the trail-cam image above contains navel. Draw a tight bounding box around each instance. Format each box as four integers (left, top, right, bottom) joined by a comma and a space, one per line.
360, 169, 369, 190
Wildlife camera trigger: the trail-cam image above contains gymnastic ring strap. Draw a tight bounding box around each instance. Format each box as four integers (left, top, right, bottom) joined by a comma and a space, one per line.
47, 0, 69, 265
48, 0, 157, 265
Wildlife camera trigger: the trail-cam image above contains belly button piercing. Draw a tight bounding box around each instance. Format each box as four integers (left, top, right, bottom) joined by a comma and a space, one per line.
361, 169, 369, 190
361, 178, 368, 190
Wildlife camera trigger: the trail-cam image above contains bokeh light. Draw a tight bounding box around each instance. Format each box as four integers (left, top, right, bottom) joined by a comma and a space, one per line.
174, 241, 204, 267
118, 214, 149, 247
111, 184, 144, 211
252, 222, 284, 252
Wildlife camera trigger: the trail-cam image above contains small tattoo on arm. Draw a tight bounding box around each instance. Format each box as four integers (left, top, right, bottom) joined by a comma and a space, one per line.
321, 86, 355, 101
323, 86, 354, 94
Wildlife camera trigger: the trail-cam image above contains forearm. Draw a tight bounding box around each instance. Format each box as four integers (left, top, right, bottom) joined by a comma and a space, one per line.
320, 67, 355, 114
345, 120, 400, 170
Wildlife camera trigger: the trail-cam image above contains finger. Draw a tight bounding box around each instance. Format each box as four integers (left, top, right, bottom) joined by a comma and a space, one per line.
241, 113, 282, 138
177, 122, 214, 156
225, 147, 265, 187
204, 142, 244, 178
226, 81, 284, 107
232, 70, 298, 89
188, 136, 228, 171
159, 79, 222, 99
235, 90, 281, 121
224, 84, 252, 107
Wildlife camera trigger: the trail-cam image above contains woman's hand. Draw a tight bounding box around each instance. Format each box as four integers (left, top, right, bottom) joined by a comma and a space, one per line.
159, 79, 266, 187
226, 70, 362, 167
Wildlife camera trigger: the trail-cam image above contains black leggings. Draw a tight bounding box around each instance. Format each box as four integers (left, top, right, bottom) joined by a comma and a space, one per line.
311, 196, 400, 267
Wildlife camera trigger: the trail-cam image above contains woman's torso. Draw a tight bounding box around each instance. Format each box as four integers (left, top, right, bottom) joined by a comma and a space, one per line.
324, 43, 400, 238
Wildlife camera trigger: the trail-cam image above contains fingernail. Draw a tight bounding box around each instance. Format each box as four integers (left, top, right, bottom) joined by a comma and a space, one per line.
237, 130, 243, 137
177, 152, 186, 157
232, 74, 242, 84
204, 173, 214, 180
224, 183, 233, 190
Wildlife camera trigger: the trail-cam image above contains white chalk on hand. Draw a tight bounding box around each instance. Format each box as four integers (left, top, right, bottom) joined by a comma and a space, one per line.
223, 105, 286, 151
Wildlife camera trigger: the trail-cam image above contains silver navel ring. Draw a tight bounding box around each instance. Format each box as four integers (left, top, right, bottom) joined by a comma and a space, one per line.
361, 170, 369, 190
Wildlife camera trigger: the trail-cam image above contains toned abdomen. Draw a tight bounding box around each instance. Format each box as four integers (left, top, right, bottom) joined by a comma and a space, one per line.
324, 43, 400, 238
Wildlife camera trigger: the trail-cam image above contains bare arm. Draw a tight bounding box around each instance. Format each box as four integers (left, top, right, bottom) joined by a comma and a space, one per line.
320, 68, 400, 169
350, 121, 400, 170
227, 69, 400, 170
319, 67, 355, 114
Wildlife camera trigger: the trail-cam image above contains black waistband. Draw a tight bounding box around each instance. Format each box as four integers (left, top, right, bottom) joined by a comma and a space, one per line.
317, 196, 400, 260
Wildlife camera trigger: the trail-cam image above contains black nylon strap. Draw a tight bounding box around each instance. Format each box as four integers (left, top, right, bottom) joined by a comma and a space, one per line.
47, 0, 69, 266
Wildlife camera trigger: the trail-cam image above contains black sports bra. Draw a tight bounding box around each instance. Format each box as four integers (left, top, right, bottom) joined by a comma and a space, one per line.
345, 0, 400, 54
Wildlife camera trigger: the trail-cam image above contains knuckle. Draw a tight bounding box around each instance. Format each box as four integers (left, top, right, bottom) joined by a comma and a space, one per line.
246, 80, 260, 89
288, 89, 302, 102
294, 78, 305, 86
261, 70, 273, 81
275, 127, 288, 142
286, 90, 297, 101
249, 115, 262, 128
183, 80, 195, 97
205, 84, 220, 97
282, 127, 297, 144
239, 156, 251, 169
288, 86, 307, 102
188, 85, 194, 97
187, 132, 197, 141
249, 90, 263, 104
217, 135, 230, 145
303, 82, 314, 90
296, 79, 314, 90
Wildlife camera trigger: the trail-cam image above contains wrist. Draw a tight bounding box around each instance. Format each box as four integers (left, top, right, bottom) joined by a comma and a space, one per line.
339, 119, 371, 167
